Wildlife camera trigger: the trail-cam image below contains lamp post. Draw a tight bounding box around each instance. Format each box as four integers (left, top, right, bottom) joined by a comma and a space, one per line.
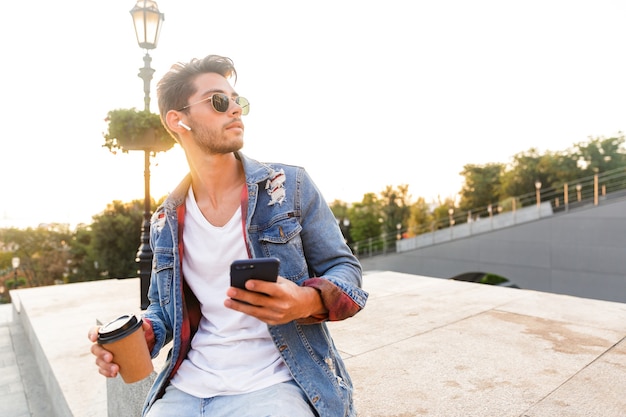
535, 180, 542, 209
342, 218, 350, 244
448, 207, 455, 239
130, 0, 164, 310
11, 257, 20, 289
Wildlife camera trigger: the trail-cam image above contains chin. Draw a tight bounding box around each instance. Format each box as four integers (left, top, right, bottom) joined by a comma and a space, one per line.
232, 138, 244, 151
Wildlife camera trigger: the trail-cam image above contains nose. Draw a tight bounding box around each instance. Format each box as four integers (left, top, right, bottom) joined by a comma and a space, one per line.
230, 99, 243, 116
230, 97, 249, 116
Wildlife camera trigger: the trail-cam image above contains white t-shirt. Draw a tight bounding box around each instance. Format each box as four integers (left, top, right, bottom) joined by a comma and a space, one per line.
170, 188, 292, 397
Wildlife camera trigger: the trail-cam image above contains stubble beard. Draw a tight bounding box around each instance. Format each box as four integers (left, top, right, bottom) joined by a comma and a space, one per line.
191, 123, 244, 155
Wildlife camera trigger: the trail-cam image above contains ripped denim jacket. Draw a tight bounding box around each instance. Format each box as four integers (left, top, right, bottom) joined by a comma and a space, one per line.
141, 152, 368, 417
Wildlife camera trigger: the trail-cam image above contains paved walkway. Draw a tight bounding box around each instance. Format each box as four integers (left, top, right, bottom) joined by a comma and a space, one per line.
0, 304, 52, 417
4, 274, 626, 416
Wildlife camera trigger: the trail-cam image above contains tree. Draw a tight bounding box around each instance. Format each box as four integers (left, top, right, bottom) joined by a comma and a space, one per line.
574, 134, 626, 175
347, 193, 383, 244
535, 149, 579, 188
329, 200, 349, 220
499, 148, 542, 199
431, 196, 457, 230
0, 225, 73, 288
90, 199, 146, 279
329, 200, 352, 244
458, 163, 505, 214
379, 184, 411, 238
66, 225, 101, 282
407, 197, 434, 236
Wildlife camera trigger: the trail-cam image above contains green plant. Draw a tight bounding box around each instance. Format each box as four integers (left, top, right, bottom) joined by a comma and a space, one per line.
4, 277, 27, 288
103, 108, 175, 153
479, 273, 509, 285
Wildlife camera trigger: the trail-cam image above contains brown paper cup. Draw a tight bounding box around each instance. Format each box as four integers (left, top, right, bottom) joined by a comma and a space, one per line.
98, 314, 154, 383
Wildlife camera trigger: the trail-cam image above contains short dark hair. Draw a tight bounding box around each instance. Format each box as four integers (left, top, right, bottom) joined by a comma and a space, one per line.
156, 55, 238, 135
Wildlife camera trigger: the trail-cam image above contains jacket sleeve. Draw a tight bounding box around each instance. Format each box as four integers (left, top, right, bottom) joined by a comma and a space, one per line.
295, 167, 369, 323
298, 277, 363, 323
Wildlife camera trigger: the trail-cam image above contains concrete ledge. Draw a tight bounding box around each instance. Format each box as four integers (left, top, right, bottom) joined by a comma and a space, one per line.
9, 273, 626, 416
10, 279, 167, 417
106, 372, 156, 417
330, 272, 626, 416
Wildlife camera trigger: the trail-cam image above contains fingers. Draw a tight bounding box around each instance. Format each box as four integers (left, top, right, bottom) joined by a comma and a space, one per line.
142, 320, 152, 332
90, 343, 119, 378
224, 282, 295, 325
142, 319, 156, 351
224, 297, 284, 325
88, 326, 120, 378
225, 277, 321, 325
244, 276, 289, 294
224, 285, 268, 311
87, 326, 100, 343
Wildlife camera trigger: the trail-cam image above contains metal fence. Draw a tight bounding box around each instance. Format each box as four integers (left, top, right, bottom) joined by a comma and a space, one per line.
352, 166, 626, 258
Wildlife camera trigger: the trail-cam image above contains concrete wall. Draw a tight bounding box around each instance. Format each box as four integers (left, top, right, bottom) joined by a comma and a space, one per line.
360, 197, 626, 303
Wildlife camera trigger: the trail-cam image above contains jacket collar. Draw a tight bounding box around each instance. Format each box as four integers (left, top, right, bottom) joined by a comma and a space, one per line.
162, 151, 277, 212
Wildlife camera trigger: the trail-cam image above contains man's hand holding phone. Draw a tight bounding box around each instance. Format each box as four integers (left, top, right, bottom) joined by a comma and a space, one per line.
229, 257, 280, 290
225, 257, 327, 325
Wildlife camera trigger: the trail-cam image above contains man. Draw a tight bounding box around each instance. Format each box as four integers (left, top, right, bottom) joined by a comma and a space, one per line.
88, 54, 368, 417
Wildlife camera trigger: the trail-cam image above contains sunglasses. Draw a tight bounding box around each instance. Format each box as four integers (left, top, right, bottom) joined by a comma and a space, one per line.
177, 93, 250, 115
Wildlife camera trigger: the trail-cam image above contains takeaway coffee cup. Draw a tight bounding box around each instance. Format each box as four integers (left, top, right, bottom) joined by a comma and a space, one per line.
97, 314, 153, 383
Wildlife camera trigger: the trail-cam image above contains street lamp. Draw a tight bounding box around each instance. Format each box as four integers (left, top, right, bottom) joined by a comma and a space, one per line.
130, 0, 165, 310
535, 180, 542, 209
130, 1, 164, 112
11, 257, 20, 289
448, 208, 455, 239
338, 218, 350, 244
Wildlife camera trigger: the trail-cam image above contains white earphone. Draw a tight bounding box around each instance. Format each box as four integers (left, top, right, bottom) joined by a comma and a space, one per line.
178, 121, 192, 131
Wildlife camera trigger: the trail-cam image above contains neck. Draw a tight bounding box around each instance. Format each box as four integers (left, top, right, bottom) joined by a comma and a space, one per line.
188, 152, 244, 204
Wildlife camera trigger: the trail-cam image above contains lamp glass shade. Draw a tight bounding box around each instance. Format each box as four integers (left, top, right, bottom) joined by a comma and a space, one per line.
130, 0, 164, 50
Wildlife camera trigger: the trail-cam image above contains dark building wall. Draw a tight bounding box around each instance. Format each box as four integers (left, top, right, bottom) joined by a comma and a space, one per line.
359, 198, 626, 303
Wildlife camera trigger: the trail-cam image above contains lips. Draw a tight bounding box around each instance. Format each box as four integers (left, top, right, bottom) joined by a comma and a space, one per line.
226, 120, 244, 130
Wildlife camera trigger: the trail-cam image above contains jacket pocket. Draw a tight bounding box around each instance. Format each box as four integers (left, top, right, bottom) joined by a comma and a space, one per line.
154, 251, 174, 306
258, 215, 307, 280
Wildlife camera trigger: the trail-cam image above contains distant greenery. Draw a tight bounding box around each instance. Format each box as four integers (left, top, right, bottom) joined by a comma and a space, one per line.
1, 134, 624, 297
331, 134, 626, 253
0, 198, 160, 303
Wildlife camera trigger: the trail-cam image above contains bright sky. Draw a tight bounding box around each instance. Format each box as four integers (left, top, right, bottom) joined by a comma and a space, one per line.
2, 0, 626, 229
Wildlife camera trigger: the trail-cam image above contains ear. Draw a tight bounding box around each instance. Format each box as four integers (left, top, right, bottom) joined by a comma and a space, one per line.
165, 110, 188, 134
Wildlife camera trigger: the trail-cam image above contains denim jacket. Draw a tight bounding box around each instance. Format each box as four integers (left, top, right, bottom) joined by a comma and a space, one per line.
141, 152, 368, 417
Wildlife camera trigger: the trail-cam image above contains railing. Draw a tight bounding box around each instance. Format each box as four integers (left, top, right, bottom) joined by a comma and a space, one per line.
353, 166, 626, 258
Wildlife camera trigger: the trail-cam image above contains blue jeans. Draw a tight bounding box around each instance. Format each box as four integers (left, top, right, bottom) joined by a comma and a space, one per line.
145, 380, 316, 417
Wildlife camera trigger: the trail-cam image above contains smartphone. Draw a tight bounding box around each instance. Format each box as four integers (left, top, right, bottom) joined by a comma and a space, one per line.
230, 257, 280, 289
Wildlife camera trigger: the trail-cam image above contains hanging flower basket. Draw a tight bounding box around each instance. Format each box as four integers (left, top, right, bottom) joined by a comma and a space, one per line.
103, 108, 175, 153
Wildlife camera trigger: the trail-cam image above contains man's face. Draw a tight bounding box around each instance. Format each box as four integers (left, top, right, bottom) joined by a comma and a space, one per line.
184, 72, 246, 155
